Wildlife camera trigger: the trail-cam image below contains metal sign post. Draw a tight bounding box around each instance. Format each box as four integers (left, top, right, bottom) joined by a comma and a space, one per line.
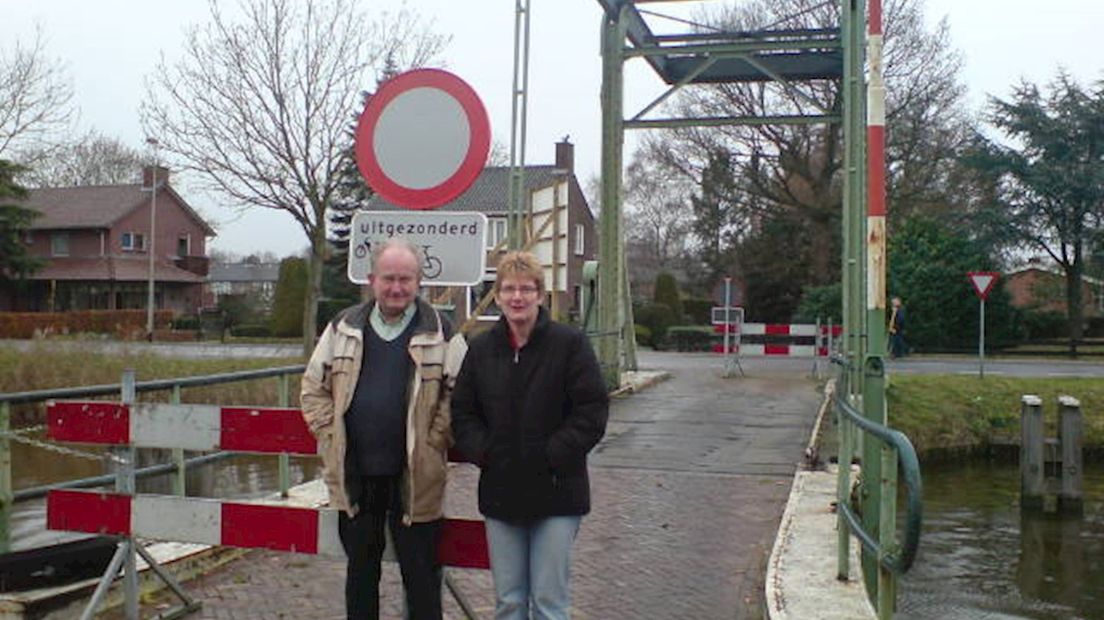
968, 272, 999, 380
723, 278, 732, 376
979, 298, 987, 379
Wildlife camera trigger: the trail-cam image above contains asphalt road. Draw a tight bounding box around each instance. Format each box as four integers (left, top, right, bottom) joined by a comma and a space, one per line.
4, 338, 1101, 377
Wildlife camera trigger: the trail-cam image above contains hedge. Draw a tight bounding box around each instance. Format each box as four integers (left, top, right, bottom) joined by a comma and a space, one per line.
0, 310, 173, 339
666, 325, 716, 352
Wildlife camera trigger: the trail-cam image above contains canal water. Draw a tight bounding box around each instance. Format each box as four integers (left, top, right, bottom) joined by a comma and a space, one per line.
898, 458, 1104, 620
9, 429, 322, 551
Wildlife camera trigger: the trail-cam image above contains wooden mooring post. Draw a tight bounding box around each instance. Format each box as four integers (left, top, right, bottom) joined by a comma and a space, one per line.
1020, 394, 1084, 514
1058, 396, 1083, 513
1020, 395, 1045, 511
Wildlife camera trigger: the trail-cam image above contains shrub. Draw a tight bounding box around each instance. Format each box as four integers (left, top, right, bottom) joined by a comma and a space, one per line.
634, 323, 653, 348
634, 302, 677, 347
1087, 316, 1104, 338
653, 272, 684, 322
1019, 309, 1067, 340
794, 283, 842, 323
666, 325, 715, 352
171, 315, 201, 330
0, 310, 172, 339
683, 297, 713, 325
232, 324, 273, 338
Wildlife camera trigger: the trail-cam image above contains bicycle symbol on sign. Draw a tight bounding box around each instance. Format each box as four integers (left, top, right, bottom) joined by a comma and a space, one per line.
353, 241, 442, 279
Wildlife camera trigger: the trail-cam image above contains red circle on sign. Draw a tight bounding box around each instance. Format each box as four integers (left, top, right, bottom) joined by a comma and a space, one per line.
355, 69, 490, 210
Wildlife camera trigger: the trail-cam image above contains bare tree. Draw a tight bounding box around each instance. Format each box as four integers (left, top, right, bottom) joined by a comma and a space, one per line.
0, 26, 75, 163
22, 130, 145, 187
623, 152, 694, 283
641, 0, 972, 286
487, 140, 511, 167
142, 0, 447, 356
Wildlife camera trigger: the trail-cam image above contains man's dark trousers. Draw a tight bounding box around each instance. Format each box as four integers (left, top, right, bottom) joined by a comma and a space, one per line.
338, 475, 443, 620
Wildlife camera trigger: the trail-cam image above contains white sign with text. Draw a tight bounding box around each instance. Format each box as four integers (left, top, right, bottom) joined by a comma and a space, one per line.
348, 211, 487, 286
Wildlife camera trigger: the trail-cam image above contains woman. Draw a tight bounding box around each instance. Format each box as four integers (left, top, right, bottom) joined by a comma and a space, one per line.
451, 251, 609, 620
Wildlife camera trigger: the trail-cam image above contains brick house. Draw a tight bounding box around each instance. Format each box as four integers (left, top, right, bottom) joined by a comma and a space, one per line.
0, 166, 215, 315
365, 140, 598, 325
1005, 261, 1102, 317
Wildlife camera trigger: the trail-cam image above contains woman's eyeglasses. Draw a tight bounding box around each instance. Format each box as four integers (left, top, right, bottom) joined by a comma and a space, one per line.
499, 285, 540, 297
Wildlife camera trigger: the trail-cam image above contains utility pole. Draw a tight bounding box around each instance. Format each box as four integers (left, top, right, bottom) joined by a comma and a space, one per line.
146, 138, 159, 341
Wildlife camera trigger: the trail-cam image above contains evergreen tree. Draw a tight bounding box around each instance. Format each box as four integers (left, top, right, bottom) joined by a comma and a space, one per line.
689, 150, 738, 290
270, 257, 308, 338
322, 56, 406, 326
652, 271, 684, 322
0, 160, 44, 281
966, 72, 1104, 353
888, 216, 1018, 351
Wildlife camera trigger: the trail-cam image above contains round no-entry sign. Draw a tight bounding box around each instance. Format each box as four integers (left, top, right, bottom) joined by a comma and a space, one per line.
355, 68, 490, 210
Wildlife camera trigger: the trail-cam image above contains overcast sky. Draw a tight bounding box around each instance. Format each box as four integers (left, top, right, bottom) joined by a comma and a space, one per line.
5, 0, 1102, 259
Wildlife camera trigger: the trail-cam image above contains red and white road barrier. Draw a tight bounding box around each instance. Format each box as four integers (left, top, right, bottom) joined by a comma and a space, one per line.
45, 401, 489, 570
46, 489, 489, 568
48, 402, 317, 455
712, 323, 843, 357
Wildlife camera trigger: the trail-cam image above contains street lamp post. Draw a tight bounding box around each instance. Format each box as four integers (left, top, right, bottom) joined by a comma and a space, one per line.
146, 138, 159, 341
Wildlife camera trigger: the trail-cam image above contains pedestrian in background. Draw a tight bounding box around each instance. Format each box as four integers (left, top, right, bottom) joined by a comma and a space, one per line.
889, 295, 907, 358
451, 250, 609, 620
301, 238, 467, 620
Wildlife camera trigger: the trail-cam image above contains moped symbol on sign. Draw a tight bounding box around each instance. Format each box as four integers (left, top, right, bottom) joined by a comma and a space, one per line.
348, 211, 487, 286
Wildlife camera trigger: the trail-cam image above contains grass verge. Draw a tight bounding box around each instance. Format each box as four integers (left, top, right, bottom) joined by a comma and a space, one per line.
0, 345, 304, 422
887, 373, 1104, 454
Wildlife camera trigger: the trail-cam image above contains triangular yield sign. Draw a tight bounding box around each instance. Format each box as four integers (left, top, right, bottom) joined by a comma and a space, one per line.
968, 271, 999, 300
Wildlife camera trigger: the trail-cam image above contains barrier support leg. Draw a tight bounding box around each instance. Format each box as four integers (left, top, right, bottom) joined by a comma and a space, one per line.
79, 540, 130, 620
134, 540, 203, 619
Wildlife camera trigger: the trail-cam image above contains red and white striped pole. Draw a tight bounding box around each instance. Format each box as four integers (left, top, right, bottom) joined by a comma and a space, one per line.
867, 0, 887, 344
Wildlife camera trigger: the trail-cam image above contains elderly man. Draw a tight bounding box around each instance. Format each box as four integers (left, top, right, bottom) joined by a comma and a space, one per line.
301, 238, 467, 620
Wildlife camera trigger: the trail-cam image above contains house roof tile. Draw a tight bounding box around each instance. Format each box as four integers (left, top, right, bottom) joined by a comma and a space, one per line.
365, 165, 567, 213
27, 256, 205, 283
19, 184, 216, 236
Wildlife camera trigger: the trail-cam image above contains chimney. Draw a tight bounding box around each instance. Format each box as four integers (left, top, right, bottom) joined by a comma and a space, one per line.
555, 137, 574, 173
143, 165, 170, 189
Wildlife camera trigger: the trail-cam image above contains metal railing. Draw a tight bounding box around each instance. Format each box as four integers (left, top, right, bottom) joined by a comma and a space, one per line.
832, 357, 922, 619
0, 364, 306, 554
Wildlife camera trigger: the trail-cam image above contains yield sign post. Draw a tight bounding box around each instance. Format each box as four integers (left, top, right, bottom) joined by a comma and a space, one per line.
968, 271, 1000, 378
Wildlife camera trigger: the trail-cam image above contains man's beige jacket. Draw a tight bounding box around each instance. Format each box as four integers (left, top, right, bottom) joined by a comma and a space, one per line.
300, 298, 467, 522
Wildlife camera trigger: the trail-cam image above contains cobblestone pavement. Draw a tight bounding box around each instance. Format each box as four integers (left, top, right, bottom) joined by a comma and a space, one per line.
103, 352, 821, 619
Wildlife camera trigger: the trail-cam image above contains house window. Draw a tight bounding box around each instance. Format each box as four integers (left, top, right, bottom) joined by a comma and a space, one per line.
575, 224, 585, 256
486, 218, 507, 250
177, 235, 190, 257
23, 231, 33, 244
121, 232, 146, 251
51, 233, 70, 257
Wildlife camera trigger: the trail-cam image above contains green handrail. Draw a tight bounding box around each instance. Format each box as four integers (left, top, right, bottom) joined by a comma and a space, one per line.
0, 364, 306, 405
832, 357, 923, 574
0, 364, 307, 554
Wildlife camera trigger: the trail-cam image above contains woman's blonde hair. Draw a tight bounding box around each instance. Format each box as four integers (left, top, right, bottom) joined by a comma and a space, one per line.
494, 251, 544, 295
